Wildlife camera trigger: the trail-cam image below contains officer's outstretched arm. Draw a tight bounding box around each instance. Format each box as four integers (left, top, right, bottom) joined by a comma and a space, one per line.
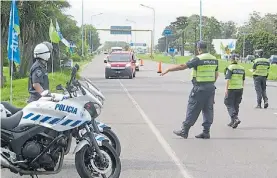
167, 64, 187, 72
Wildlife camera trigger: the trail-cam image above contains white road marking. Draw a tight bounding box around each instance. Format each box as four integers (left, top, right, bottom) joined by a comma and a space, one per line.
118, 79, 194, 178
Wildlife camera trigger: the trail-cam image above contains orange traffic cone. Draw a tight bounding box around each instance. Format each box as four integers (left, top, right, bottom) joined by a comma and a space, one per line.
157, 61, 162, 73
140, 59, 144, 66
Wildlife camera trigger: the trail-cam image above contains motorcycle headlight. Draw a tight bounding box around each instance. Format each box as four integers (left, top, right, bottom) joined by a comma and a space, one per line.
125, 63, 131, 67
84, 102, 101, 118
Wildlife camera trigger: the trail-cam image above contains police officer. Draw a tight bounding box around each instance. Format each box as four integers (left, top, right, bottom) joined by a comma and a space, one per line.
224, 54, 245, 129
27, 42, 53, 103
252, 49, 270, 109
160, 41, 218, 139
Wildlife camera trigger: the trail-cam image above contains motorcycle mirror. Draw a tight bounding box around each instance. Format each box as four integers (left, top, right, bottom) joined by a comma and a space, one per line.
56, 84, 64, 91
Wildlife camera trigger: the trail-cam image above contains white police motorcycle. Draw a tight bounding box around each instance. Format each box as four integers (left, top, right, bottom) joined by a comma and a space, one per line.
67, 77, 121, 156
1, 65, 121, 178
1, 74, 122, 157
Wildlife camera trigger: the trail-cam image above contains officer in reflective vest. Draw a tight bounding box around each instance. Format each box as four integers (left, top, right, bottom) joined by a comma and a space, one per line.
252, 49, 270, 109
161, 41, 218, 139
224, 54, 245, 129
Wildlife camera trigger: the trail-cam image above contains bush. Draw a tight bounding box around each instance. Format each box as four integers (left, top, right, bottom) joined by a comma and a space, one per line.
214, 54, 221, 59
71, 53, 82, 62
84, 54, 94, 61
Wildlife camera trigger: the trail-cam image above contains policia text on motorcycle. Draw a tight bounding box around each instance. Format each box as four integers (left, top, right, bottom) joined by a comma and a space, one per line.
252, 49, 270, 109
224, 54, 245, 129
27, 42, 53, 103
161, 41, 218, 139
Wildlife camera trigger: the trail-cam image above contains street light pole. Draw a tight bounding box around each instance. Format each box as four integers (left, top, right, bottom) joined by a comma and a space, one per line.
140, 4, 155, 58
81, 0, 84, 57
243, 33, 246, 59
199, 0, 203, 41
90, 13, 103, 53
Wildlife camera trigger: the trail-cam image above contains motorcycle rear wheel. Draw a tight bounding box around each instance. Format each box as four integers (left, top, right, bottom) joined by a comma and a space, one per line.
75, 142, 121, 178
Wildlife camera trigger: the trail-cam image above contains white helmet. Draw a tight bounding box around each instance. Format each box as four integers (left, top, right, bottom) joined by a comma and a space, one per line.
33, 43, 51, 61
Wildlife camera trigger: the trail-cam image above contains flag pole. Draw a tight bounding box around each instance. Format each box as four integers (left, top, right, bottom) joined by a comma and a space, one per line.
51, 42, 54, 79
10, 59, 13, 104
81, 0, 84, 57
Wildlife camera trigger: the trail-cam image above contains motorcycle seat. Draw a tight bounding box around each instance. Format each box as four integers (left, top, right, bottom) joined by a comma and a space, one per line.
1, 101, 22, 115
1, 111, 23, 130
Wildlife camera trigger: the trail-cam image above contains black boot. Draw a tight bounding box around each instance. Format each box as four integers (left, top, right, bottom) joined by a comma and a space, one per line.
173, 125, 190, 139
195, 128, 210, 139
255, 105, 262, 109
264, 101, 269, 109
227, 119, 234, 127
232, 118, 241, 129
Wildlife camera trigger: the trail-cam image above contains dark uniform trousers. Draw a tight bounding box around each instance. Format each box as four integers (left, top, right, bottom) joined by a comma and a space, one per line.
183, 86, 215, 130
253, 76, 268, 105
224, 89, 243, 119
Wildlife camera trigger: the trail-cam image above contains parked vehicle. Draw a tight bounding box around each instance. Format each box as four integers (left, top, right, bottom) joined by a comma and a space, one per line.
1, 76, 122, 157
269, 55, 277, 64
1, 64, 121, 178
245, 55, 255, 63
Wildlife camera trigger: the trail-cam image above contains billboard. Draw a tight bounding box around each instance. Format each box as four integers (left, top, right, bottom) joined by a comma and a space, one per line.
212, 39, 237, 55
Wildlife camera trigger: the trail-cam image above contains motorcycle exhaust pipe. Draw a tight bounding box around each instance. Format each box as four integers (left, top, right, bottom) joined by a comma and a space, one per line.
1, 154, 11, 168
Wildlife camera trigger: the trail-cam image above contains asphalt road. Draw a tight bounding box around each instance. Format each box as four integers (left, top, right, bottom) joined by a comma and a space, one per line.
3, 54, 277, 178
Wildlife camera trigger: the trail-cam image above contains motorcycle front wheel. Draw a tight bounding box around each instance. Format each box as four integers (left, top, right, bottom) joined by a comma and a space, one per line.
102, 129, 121, 156
75, 142, 121, 178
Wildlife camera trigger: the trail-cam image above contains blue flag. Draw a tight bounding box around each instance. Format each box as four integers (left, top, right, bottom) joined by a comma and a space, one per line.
7, 0, 21, 64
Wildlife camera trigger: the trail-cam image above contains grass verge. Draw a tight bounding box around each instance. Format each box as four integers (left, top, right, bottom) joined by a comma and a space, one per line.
0, 59, 92, 107
138, 54, 277, 81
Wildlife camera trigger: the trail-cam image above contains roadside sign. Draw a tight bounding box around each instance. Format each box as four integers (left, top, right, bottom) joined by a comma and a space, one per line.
130, 43, 147, 46
163, 29, 172, 36
110, 26, 132, 35
169, 48, 175, 53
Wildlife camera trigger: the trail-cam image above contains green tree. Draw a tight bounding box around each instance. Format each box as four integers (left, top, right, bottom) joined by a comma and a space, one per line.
220, 21, 237, 38
0, 0, 86, 80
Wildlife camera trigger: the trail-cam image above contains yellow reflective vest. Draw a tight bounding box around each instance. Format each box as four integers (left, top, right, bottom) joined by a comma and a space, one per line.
227, 64, 245, 89
253, 58, 270, 76
191, 53, 218, 82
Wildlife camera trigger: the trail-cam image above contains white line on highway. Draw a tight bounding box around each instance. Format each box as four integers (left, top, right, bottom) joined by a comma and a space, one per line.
118, 79, 194, 178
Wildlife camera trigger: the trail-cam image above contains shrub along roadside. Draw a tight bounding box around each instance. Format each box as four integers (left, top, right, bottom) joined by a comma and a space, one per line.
138, 54, 277, 81
0, 59, 92, 107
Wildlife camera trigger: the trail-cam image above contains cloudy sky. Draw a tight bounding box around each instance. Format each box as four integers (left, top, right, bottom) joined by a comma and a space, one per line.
66, 0, 277, 46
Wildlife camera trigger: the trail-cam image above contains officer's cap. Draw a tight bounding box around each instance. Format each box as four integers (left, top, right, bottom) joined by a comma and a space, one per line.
196, 41, 207, 50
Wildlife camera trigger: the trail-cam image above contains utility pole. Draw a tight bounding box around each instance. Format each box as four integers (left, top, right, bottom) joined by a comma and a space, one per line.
181, 31, 185, 56
199, 0, 203, 41
81, 0, 84, 57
